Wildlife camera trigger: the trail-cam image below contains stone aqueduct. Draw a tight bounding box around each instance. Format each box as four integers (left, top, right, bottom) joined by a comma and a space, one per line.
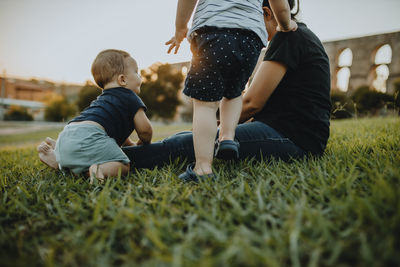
324, 31, 400, 94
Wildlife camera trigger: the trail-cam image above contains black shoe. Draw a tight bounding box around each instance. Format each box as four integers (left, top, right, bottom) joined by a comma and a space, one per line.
215, 140, 240, 160
178, 163, 216, 183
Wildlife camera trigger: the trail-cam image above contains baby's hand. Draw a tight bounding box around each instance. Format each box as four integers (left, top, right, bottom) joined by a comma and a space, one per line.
277, 20, 298, 32
165, 27, 188, 54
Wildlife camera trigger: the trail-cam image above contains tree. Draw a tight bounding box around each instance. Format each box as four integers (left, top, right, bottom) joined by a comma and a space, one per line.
351, 85, 394, 115
393, 78, 400, 114
44, 93, 76, 122
4, 105, 33, 121
330, 91, 354, 119
139, 63, 184, 120
76, 81, 102, 112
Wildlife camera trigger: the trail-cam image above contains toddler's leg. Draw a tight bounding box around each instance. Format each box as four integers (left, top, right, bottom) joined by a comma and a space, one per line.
219, 95, 243, 141
37, 142, 58, 169
89, 161, 130, 184
192, 99, 219, 175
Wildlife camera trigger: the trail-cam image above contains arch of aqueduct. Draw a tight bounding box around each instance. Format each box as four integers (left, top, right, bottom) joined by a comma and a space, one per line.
322, 31, 399, 94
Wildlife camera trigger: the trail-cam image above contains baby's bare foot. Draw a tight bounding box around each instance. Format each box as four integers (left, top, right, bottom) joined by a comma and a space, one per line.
89, 164, 105, 184
45, 137, 56, 149
37, 142, 58, 169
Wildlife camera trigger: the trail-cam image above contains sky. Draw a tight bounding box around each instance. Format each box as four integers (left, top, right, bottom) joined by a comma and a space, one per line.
0, 0, 399, 84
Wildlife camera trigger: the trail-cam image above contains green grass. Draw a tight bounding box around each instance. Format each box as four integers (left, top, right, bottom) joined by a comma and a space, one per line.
0, 117, 399, 266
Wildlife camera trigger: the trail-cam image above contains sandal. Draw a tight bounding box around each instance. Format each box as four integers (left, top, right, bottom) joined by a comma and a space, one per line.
214, 140, 240, 160
178, 163, 216, 183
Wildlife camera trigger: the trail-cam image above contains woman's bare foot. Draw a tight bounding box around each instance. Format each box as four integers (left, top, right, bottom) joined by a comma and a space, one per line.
45, 137, 56, 149
37, 142, 58, 169
89, 164, 105, 184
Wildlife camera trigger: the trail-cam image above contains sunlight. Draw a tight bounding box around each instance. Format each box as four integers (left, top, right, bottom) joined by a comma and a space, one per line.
336, 67, 351, 92
374, 44, 392, 65
372, 64, 390, 92
371, 44, 392, 92
181, 66, 188, 76
338, 48, 353, 67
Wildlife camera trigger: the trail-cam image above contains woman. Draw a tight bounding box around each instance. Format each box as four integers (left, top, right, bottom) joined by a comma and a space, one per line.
38, 0, 331, 178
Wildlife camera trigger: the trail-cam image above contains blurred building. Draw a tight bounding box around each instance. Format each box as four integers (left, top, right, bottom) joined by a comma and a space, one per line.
0, 76, 53, 120
323, 31, 400, 93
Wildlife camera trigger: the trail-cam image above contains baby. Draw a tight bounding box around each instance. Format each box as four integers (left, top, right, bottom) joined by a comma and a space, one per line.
38, 49, 152, 182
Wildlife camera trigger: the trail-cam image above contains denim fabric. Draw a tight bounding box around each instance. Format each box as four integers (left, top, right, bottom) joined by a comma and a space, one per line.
122, 121, 306, 169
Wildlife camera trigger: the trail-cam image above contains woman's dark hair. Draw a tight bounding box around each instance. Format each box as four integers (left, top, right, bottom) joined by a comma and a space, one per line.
262, 0, 300, 18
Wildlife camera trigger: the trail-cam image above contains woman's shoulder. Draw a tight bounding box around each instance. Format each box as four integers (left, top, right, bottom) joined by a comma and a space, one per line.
295, 23, 324, 46
272, 23, 325, 55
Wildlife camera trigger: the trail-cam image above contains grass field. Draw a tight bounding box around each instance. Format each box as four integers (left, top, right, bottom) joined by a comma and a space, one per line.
0, 117, 399, 266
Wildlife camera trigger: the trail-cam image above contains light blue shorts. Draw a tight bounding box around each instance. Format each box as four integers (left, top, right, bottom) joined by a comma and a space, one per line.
54, 124, 130, 175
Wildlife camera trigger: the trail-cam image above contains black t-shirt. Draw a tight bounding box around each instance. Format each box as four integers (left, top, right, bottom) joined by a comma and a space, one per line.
254, 23, 331, 155
70, 87, 146, 146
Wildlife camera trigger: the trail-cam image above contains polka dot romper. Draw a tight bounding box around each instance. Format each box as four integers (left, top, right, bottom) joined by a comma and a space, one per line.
183, 27, 264, 102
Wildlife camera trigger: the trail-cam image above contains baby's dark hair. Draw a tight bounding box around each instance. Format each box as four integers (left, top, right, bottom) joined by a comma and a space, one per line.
262, 0, 300, 19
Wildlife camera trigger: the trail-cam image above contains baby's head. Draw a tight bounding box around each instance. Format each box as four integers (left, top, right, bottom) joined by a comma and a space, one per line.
91, 49, 142, 93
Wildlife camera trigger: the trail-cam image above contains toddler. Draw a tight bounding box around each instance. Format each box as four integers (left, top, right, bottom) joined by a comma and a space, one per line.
166, 0, 297, 181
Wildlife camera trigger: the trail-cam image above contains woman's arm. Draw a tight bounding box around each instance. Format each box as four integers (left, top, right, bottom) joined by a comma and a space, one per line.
134, 108, 153, 144
239, 60, 287, 123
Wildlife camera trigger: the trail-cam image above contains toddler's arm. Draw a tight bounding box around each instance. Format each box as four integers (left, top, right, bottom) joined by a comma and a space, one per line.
165, 0, 198, 54
269, 0, 297, 32
134, 108, 153, 144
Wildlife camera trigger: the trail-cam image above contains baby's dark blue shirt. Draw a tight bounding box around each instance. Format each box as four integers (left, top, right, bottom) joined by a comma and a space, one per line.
70, 87, 146, 146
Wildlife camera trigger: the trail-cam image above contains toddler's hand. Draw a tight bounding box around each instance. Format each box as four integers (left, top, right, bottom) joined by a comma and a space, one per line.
165, 27, 188, 54
276, 20, 298, 32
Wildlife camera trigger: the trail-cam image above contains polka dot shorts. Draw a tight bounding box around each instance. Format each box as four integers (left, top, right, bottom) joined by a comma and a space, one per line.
183, 26, 263, 102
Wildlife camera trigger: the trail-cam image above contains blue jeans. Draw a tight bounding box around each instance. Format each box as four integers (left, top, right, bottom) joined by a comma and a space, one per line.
122, 121, 306, 169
